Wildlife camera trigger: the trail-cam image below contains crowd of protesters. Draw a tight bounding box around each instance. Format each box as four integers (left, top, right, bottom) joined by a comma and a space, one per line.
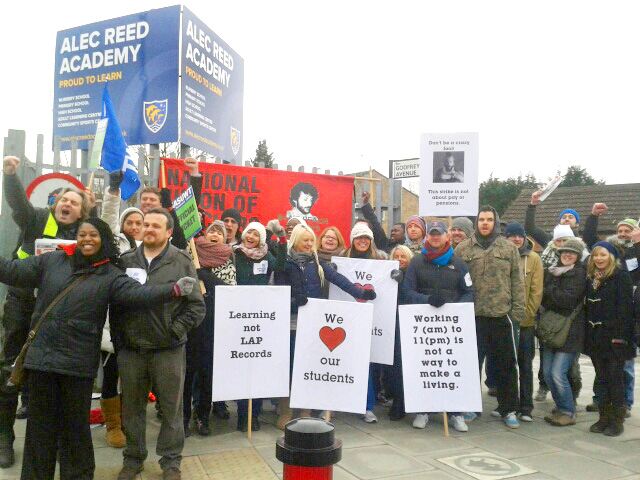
0, 155, 638, 480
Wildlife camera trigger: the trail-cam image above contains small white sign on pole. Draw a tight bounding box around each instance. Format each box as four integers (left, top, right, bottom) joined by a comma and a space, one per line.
328, 257, 399, 365
290, 298, 374, 414
399, 303, 482, 413
419, 132, 479, 216
212, 285, 291, 401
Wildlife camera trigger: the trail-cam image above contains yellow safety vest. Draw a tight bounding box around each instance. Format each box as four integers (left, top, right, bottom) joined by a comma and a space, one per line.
16, 213, 59, 259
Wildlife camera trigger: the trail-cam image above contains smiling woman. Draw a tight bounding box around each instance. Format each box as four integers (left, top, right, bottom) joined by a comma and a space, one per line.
0, 216, 197, 478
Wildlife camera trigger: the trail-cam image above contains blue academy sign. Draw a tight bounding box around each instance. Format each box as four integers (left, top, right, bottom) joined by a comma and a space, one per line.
181, 6, 244, 162
53, 6, 180, 149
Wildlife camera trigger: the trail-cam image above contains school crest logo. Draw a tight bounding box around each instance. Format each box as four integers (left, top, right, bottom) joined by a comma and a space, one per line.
143, 100, 168, 133
231, 127, 240, 156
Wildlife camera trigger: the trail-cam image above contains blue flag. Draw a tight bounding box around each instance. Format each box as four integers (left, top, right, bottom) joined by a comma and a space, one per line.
100, 84, 140, 200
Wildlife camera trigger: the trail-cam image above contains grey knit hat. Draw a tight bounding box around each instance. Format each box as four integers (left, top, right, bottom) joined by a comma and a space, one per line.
451, 217, 473, 238
558, 237, 584, 257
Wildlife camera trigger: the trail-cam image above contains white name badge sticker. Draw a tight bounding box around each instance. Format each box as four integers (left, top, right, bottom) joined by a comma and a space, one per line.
253, 260, 269, 275
125, 268, 147, 284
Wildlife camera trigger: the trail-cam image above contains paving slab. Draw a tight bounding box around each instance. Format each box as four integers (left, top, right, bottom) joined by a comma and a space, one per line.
517, 451, 633, 480
338, 445, 434, 479
460, 432, 560, 459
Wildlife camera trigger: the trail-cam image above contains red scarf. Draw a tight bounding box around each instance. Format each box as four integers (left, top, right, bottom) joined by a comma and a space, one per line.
423, 240, 452, 262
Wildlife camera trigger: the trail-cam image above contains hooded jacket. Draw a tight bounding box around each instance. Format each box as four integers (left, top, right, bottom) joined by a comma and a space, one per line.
519, 238, 544, 327
454, 207, 526, 322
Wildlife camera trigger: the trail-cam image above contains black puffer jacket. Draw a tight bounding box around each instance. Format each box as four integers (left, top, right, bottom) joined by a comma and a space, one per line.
541, 262, 586, 353
584, 267, 635, 360
0, 250, 176, 378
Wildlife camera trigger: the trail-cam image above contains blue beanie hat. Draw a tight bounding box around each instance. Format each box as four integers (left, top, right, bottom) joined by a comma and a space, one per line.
593, 241, 618, 259
559, 209, 580, 224
505, 222, 526, 238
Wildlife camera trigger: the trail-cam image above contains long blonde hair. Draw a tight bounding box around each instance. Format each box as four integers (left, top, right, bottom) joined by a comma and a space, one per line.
587, 246, 617, 280
289, 224, 325, 286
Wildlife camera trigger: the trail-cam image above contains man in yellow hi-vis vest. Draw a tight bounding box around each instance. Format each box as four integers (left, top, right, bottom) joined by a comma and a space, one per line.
0, 156, 93, 468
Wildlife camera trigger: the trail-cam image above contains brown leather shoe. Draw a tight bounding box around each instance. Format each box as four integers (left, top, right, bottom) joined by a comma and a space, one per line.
551, 413, 576, 426
117, 465, 143, 480
163, 467, 181, 480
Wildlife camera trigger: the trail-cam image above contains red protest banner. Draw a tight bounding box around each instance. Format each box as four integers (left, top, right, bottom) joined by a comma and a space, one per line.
161, 158, 355, 241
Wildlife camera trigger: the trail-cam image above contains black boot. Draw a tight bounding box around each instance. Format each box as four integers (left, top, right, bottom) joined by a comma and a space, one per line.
604, 406, 625, 437
590, 406, 609, 433
212, 402, 230, 420
251, 415, 261, 432
0, 434, 14, 469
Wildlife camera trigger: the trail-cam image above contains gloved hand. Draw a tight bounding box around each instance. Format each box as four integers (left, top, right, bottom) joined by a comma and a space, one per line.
390, 269, 403, 283
427, 295, 446, 308
328, 262, 337, 271
173, 277, 196, 296
160, 188, 172, 208
359, 288, 376, 301
267, 219, 285, 237
611, 339, 629, 359
109, 170, 124, 190
296, 294, 308, 307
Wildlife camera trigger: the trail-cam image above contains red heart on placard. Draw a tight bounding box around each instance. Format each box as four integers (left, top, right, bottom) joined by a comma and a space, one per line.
354, 283, 374, 303
319, 327, 346, 352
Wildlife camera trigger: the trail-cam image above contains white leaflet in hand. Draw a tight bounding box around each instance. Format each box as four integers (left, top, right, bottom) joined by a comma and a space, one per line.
125, 268, 147, 284
538, 175, 564, 202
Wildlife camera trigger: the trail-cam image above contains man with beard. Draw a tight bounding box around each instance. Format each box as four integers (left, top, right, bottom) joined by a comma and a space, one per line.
116, 208, 204, 480
455, 206, 525, 429
0, 156, 93, 468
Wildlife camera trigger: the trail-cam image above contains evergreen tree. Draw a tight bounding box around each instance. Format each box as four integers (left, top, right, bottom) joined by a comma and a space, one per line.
251, 139, 275, 168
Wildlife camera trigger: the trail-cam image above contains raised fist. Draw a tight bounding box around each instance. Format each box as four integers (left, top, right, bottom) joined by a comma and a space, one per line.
3, 156, 19, 176
591, 203, 608, 216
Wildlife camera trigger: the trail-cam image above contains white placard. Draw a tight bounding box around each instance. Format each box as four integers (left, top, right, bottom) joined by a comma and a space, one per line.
399, 303, 481, 413
290, 298, 374, 414
328, 257, 399, 365
212, 285, 291, 401
419, 132, 479, 216
125, 268, 147, 285
34, 239, 76, 256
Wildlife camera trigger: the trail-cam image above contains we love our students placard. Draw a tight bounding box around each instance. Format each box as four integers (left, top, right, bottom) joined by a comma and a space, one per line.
290, 299, 373, 414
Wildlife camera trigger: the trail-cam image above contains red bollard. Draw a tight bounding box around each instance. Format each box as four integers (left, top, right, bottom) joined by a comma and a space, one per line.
276, 417, 342, 479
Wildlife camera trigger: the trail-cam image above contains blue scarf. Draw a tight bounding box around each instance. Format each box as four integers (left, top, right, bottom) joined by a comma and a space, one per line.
422, 245, 454, 266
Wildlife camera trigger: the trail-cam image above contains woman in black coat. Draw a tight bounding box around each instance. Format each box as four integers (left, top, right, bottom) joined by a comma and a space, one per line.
0, 218, 194, 480
539, 238, 586, 427
585, 241, 634, 436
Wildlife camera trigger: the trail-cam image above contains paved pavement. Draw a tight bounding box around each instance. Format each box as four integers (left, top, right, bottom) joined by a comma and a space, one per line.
2, 354, 640, 480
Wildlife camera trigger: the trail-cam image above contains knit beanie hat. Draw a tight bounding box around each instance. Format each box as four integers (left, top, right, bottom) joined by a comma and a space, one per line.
120, 207, 144, 230
221, 208, 242, 226
451, 216, 473, 238
593, 241, 619, 259
242, 222, 267, 246
552, 224, 575, 241
558, 237, 584, 257
617, 218, 639, 230
505, 222, 526, 238
350, 223, 374, 243
559, 208, 580, 224
405, 215, 426, 236
206, 220, 227, 243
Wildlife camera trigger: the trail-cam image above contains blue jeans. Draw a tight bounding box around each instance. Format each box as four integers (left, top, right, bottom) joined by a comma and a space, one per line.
542, 349, 576, 416
367, 364, 375, 411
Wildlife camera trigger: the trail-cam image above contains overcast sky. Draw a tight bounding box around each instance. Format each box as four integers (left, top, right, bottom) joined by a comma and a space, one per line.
2, 1, 639, 186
